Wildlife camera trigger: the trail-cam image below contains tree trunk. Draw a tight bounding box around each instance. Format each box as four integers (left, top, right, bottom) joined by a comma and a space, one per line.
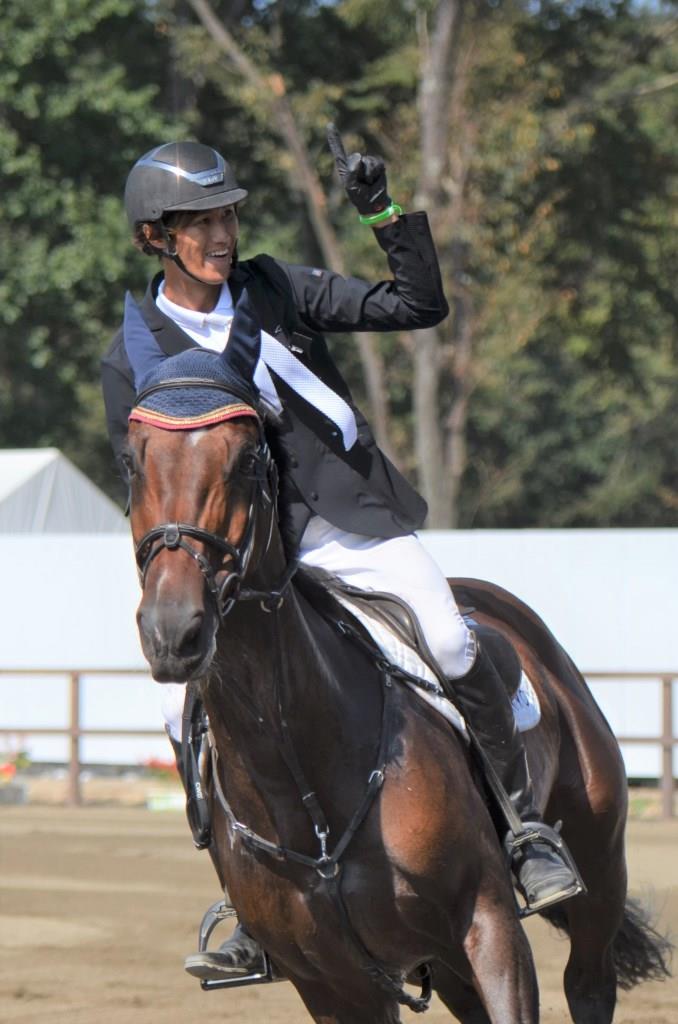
185, 0, 395, 459
414, 0, 469, 527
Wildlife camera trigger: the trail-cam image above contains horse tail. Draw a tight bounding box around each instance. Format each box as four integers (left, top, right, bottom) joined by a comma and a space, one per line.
541, 897, 673, 990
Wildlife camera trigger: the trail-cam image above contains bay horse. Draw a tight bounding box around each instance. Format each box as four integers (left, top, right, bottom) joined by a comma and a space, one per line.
123, 291, 670, 1023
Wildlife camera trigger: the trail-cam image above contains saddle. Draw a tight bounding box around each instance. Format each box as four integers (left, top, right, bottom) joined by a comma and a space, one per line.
328, 580, 524, 702
330, 581, 451, 688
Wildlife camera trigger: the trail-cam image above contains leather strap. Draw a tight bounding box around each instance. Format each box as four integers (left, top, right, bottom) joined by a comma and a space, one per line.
181, 683, 212, 849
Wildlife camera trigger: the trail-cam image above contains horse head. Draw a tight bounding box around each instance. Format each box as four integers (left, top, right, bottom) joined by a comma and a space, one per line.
123, 290, 280, 681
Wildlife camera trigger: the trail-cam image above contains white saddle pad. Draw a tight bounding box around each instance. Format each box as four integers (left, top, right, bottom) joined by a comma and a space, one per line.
338, 597, 541, 738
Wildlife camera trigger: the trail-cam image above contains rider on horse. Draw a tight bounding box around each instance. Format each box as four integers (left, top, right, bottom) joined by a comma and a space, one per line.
101, 133, 581, 982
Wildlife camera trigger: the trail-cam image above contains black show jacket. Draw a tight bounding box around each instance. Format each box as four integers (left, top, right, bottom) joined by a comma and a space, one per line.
101, 212, 449, 551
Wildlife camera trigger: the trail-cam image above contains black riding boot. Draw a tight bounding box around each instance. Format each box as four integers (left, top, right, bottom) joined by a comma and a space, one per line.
167, 735, 267, 980
449, 642, 583, 913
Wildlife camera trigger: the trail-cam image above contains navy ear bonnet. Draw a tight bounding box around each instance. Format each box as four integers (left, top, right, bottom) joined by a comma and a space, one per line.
124, 289, 261, 431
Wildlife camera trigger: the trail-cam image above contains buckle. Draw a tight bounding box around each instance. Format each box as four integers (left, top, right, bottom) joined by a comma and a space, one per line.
163, 523, 181, 549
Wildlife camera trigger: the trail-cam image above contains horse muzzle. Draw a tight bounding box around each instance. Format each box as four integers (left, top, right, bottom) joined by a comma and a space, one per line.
137, 600, 217, 682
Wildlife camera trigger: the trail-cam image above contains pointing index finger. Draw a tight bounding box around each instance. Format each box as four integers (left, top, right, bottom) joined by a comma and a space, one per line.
326, 122, 348, 175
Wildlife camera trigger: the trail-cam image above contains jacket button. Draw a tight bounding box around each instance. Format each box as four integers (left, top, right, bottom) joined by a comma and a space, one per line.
288, 453, 299, 467
310, 491, 319, 501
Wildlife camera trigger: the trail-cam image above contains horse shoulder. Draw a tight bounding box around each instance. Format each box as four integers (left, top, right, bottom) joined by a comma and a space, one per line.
378, 693, 495, 879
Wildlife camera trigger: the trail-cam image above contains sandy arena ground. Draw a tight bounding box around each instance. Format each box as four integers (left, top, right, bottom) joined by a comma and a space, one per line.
0, 789, 675, 1024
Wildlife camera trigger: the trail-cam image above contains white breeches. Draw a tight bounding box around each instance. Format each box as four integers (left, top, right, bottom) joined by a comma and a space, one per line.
161, 515, 475, 741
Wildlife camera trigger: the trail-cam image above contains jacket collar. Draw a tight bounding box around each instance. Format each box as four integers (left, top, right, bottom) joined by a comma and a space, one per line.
138, 268, 250, 355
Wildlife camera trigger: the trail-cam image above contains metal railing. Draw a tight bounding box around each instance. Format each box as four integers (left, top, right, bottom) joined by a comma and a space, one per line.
0, 668, 675, 816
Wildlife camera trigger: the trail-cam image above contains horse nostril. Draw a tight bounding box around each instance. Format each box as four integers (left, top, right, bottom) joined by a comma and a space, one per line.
178, 613, 204, 658
137, 610, 158, 650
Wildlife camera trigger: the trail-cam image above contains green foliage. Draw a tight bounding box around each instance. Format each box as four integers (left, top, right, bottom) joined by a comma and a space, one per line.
0, 0, 183, 494
2, 0, 676, 526
459, 0, 678, 525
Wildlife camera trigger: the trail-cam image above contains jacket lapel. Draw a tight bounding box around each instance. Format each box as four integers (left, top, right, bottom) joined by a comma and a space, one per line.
139, 273, 199, 355
229, 263, 312, 357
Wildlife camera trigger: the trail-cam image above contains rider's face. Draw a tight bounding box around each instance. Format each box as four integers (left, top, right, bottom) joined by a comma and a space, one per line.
163, 205, 239, 285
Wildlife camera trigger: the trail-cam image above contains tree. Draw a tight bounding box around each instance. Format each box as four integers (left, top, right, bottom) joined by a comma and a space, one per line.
0, 0, 182, 494
3, 0, 676, 525
169, 0, 677, 526
174, 0, 409, 459
460, 0, 678, 526
398, 0, 678, 526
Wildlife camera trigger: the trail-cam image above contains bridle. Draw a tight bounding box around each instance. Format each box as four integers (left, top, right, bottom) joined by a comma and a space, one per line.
129, 386, 431, 1015
133, 418, 296, 622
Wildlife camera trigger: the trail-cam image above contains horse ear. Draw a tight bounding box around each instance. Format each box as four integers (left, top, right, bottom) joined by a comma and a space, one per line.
123, 292, 166, 388
219, 287, 261, 386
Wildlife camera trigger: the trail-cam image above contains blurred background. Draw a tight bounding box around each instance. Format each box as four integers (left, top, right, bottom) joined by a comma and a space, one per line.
1, 0, 676, 528
0, 1, 676, 802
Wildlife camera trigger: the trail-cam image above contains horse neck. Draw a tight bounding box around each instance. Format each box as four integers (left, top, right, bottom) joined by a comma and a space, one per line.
207, 579, 356, 742
202, 542, 386, 829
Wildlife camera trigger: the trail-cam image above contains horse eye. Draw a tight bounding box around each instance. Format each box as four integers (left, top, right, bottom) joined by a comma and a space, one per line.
239, 452, 259, 477
121, 451, 136, 477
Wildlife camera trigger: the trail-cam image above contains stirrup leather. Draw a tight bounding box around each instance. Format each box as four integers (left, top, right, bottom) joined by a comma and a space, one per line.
195, 900, 282, 991
504, 820, 587, 918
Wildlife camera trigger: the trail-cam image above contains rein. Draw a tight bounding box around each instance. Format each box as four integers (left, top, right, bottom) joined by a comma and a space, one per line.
132, 406, 432, 1013
209, 616, 393, 881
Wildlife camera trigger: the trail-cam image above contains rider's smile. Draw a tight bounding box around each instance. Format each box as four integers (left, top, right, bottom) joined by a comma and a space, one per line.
147, 205, 239, 311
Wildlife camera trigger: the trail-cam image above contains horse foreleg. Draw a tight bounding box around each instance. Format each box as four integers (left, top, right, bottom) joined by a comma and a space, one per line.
460, 900, 539, 1024
432, 961, 493, 1023
291, 975, 401, 1024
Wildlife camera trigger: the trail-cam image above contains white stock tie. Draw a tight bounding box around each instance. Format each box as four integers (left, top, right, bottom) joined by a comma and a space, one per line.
258, 331, 358, 450
156, 285, 358, 450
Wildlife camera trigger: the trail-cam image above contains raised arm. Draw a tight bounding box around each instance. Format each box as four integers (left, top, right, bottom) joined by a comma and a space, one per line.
283, 127, 449, 333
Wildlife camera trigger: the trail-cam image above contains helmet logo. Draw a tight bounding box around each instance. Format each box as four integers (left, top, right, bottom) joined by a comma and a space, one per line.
137, 147, 227, 189
189, 169, 224, 186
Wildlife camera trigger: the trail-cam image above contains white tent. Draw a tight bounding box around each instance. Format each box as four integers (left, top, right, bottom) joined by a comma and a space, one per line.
0, 449, 127, 533
0, 449, 158, 765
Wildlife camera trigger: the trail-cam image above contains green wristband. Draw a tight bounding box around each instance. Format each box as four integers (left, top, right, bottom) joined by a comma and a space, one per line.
358, 203, 403, 226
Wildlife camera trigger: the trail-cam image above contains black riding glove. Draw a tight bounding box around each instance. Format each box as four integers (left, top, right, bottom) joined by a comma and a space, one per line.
327, 123, 392, 216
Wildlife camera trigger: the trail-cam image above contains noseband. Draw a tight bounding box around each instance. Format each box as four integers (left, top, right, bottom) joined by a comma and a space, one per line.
134, 435, 296, 622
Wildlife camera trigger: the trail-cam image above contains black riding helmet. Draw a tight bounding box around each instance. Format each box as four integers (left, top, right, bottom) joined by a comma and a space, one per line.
124, 141, 248, 228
